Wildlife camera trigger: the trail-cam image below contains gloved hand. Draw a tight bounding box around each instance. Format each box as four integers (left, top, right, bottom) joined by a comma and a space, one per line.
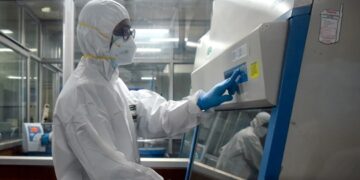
197, 70, 241, 111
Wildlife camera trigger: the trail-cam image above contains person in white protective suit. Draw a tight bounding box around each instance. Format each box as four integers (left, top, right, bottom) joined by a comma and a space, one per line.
216, 112, 271, 180
52, 0, 242, 179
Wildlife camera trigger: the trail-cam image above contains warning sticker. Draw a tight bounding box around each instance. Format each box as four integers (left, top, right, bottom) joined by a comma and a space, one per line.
319, 5, 343, 44
250, 61, 260, 79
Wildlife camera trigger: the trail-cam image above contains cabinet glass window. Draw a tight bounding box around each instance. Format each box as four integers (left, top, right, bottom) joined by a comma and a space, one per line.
173, 64, 193, 100
41, 65, 56, 123
118, 63, 170, 157
42, 22, 62, 59
30, 60, 39, 122
0, 43, 27, 142
24, 11, 39, 55
119, 63, 169, 99
172, 64, 194, 157
0, 2, 20, 41
184, 109, 272, 179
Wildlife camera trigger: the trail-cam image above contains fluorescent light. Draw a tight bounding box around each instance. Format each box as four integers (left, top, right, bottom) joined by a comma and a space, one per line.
141, 77, 156, 80
30, 48, 38, 52
0, 29, 13, 34
6, 76, 38, 80
0, 48, 14, 52
276, 3, 291, 14
7, 76, 26, 80
136, 38, 179, 44
186, 41, 200, 48
136, 48, 162, 53
150, 38, 179, 42
136, 29, 169, 34
184, 37, 188, 42
135, 41, 159, 45
41, 7, 51, 13
163, 64, 193, 73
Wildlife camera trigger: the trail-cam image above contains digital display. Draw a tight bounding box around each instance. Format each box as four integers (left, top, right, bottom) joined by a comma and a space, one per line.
30, 127, 40, 133
28, 126, 41, 141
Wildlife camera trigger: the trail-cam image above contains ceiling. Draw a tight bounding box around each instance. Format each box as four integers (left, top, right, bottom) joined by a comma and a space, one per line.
18, 0, 213, 63
0, 0, 213, 96
0, 0, 213, 83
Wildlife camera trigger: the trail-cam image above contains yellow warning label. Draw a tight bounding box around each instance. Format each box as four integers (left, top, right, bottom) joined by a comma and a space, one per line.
250, 61, 260, 79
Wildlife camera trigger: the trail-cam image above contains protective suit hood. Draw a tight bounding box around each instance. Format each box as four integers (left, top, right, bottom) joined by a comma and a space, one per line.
250, 112, 270, 138
77, 0, 130, 81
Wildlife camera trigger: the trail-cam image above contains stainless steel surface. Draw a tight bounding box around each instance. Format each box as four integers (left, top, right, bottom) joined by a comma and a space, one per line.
26, 56, 30, 123
39, 59, 43, 122
169, 62, 174, 100
140, 158, 188, 168
193, 161, 244, 180
0, 139, 22, 151
0, 35, 30, 56
30, 54, 41, 62
0, 156, 188, 168
281, 0, 360, 179
0, 156, 53, 166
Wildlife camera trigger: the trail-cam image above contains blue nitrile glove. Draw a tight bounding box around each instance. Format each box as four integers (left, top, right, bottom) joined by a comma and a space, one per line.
197, 70, 241, 111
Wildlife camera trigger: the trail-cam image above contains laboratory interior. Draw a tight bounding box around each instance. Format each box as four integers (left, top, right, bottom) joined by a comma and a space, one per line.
0, 0, 359, 179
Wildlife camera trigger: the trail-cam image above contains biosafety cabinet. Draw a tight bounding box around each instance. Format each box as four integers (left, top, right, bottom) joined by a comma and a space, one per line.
183, 0, 360, 179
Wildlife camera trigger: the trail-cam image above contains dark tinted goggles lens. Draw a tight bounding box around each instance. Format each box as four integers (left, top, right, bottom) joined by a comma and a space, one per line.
262, 122, 269, 128
113, 27, 136, 40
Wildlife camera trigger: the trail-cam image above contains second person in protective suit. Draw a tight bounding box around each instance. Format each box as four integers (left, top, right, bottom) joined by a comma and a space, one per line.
216, 112, 271, 180
52, 0, 241, 180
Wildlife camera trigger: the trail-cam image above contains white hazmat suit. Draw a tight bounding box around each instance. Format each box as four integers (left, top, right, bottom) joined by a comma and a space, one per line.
216, 112, 271, 179
52, 0, 211, 179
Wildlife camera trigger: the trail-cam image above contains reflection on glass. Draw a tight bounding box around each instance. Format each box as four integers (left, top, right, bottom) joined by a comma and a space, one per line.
41, 65, 56, 123
42, 22, 62, 59
119, 63, 172, 157
0, 43, 26, 142
185, 109, 271, 179
24, 11, 39, 55
134, 27, 175, 62
179, 127, 195, 158
173, 64, 193, 100
0, 2, 20, 41
119, 63, 169, 99
216, 112, 270, 179
30, 60, 39, 122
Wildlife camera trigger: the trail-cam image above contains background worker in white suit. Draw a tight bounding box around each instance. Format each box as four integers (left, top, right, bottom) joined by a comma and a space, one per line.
216, 112, 271, 179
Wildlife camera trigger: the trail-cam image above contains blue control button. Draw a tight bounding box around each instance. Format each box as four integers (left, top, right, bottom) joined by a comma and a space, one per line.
41, 133, 51, 146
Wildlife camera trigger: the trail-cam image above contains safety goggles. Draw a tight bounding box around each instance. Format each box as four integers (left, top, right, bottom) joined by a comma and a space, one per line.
113, 26, 136, 41
262, 122, 269, 128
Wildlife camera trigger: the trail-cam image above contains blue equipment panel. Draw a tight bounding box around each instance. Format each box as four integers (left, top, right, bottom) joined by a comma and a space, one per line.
224, 62, 248, 84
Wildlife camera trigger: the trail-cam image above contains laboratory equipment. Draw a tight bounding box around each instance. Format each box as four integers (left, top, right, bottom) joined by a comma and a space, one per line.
186, 0, 360, 179
139, 147, 166, 158
184, 0, 313, 179
22, 123, 52, 155
280, 0, 360, 179
192, 21, 287, 109
137, 138, 168, 158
